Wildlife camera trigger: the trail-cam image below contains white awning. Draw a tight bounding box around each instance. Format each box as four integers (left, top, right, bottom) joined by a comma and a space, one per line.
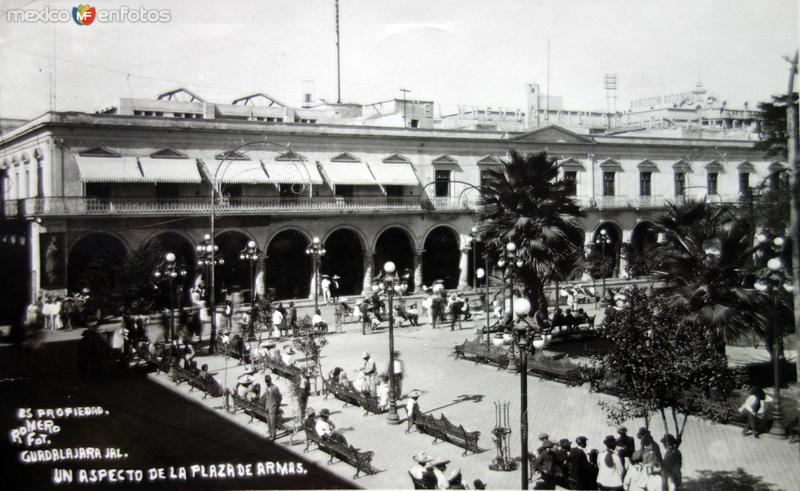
263, 161, 323, 185
367, 162, 420, 186
204, 160, 270, 184
139, 157, 202, 183
319, 161, 378, 186
75, 156, 145, 182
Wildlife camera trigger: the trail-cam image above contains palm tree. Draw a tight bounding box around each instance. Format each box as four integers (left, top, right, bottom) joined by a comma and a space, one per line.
651, 200, 773, 352
478, 150, 585, 318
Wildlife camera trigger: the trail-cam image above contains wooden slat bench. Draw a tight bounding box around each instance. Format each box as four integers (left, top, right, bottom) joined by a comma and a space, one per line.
262, 356, 303, 381
525, 356, 584, 387
454, 339, 509, 370
408, 408, 480, 456
302, 421, 377, 479
225, 390, 285, 427
325, 379, 384, 416
171, 366, 224, 398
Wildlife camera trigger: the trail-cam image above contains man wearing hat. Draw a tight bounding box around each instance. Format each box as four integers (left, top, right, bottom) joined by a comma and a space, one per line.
569, 436, 593, 490
226, 366, 256, 411
321, 275, 332, 304
532, 438, 557, 489
280, 345, 296, 366
617, 425, 635, 460
264, 375, 282, 440
596, 435, 624, 490
536, 432, 553, 454
406, 390, 421, 431
553, 438, 571, 488
360, 352, 377, 396
409, 451, 437, 488
661, 434, 681, 491
315, 408, 347, 445
431, 457, 462, 490
331, 275, 341, 305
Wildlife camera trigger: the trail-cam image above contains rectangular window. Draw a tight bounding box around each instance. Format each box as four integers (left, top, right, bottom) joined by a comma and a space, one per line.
86, 183, 111, 201
639, 172, 652, 197
563, 171, 577, 196
479, 170, 494, 190
707, 172, 718, 195
602, 172, 615, 196
385, 185, 404, 197
739, 172, 750, 196
434, 169, 451, 197
409, 119, 419, 128
674, 172, 686, 196
335, 185, 354, 197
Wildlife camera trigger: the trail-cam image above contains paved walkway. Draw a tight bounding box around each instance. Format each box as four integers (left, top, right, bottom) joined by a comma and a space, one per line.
149, 315, 800, 490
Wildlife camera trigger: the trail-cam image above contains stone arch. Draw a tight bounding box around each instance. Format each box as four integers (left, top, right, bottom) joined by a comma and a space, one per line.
629, 221, 659, 277
375, 226, 415, 293
590, 221, 622, 279
67, 232, 128, 297
371, 223, 418, 252
422, 225, 461, 289
144, 231, 198, 307
265, 229, 312, 300
321, 228, 364, 295
215, 230, 254, 297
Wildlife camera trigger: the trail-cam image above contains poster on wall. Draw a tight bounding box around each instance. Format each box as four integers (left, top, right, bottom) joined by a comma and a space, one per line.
40, 233, 65, 290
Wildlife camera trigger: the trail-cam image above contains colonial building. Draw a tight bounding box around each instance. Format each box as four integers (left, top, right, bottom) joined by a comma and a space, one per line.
0, 89, 783, 323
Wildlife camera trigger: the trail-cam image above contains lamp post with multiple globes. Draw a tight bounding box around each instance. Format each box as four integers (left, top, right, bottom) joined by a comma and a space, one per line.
754, 233, 793, 439
197, 234, 224, 351
152, 252, 187, 341
377, 261, 409, 425
305, 237, 326, 314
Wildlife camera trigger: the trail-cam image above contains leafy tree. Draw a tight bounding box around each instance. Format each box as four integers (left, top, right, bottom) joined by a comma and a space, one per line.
651, 200, 770, 352
754, 92, 798, 159
114, 241, 166, 313
478, 150, 585, 317
596, 288, 742, 445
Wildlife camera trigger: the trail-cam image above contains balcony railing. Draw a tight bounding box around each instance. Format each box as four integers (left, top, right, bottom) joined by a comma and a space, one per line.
3, 195, 473, 217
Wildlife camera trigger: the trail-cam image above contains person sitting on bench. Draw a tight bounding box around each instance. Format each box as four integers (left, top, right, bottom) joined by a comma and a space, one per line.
312, 309, 328, 333
315, 408, 348, 445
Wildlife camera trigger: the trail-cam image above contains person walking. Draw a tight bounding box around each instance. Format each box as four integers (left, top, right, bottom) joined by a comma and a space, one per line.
321, 275, 332, 304
288, 302, 298, 336
264, 375, 282, 440
738, 387, 768, 437
292, 371, 311, 428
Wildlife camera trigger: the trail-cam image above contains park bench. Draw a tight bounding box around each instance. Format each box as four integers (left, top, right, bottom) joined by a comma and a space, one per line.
408, 471, 435, 489
550, 314, 596, 331
325, 379, 384, 416
302, 420, 377, 479
454, 339, 509, 370
224, 389, 285, 426
525, 355, 584, 386
408, 408, 480, 456
171, 366, 224, 398
262, 356, 304, 381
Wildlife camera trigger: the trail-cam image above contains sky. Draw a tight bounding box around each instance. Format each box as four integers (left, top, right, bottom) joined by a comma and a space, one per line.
0, 0, 797, 119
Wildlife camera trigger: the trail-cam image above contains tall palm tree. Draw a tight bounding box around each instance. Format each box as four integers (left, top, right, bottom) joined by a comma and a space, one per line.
478, 150, 585, 318
651, 200, 773, 352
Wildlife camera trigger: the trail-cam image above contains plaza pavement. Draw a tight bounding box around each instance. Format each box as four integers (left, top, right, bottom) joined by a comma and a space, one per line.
148, 314, 800, 491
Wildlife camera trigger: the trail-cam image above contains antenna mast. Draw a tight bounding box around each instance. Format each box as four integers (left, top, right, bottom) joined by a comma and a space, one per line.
335, 0, 341, 103
604, 73, 618, 129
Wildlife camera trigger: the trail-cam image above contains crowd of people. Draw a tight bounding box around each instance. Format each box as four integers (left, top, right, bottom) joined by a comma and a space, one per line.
25, 291, 92, 330
527, 426, 682, 491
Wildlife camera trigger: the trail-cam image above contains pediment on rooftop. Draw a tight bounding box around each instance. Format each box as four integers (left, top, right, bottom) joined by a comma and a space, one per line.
79, 146, 121, 157
150, 148, 188, 159
507, 125, 595, 144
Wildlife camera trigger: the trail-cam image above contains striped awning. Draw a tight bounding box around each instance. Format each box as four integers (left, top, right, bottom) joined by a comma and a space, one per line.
75, 156, 145, 182
319, 161, 378, 186
139, 157, 202, 183
263, 161, 323, 185
367, 162, 420, 186
204, 160, 270, 184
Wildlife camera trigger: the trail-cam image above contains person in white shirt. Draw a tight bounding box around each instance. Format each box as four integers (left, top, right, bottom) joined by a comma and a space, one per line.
738, 387, 770, 437
280, 345, 296, 366
376, 375, 390, 410
321, 275, 332, 304
596, 435, 625, 490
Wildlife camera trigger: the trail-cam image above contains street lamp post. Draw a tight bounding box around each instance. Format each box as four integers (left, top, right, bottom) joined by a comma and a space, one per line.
305, 237, 326, 314
504, 242, 521, 373
469, 226, 479, 290
197, 234, 224, 349
239, 240, 261, 305
597, 229, 613, 305
152, 252, 187, 341
378, 261, 408, 425
754, 234, 793, 439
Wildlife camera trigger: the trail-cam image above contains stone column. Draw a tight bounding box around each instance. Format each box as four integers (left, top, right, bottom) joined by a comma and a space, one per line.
457, 247, 470, 290
29, 220, 41, 303
413, 249, 424, 291
619, 244, 630, 279
362, 250, 375, 295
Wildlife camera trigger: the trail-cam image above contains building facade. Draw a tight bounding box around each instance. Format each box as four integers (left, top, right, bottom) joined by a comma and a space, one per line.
0, 90, 783, 323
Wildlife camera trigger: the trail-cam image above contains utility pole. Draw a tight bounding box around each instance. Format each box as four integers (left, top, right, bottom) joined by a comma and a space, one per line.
784, 51, 799, 384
